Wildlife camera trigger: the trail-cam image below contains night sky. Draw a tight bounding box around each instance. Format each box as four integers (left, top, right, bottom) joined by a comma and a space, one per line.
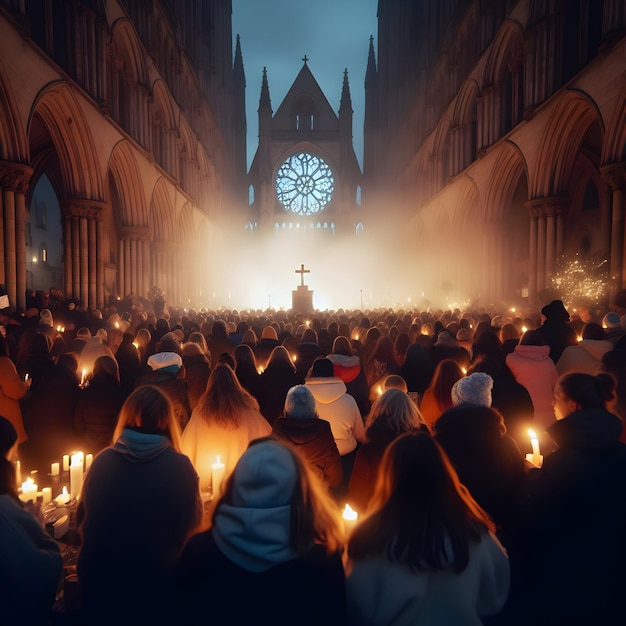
232, 0, 379, 170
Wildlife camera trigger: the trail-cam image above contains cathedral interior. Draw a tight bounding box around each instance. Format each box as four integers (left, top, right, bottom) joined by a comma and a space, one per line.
0, 0, 624, 312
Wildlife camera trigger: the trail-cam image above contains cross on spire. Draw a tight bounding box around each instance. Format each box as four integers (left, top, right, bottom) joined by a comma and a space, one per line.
295, 263, 310, 287
302, 54, 309, 64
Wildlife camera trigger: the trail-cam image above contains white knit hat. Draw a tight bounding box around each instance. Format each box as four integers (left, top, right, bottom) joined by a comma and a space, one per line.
451, 372, 493, 407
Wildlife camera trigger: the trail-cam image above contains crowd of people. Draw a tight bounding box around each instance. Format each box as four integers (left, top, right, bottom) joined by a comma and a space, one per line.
1, 292, 626, 625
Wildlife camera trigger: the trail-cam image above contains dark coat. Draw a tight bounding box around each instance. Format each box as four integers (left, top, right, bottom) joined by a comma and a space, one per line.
176, 531, 346, 626
434, 404, 525, 533
134, 370, 191, 430
295, 341, 325, 383
537, 319, 578, 363
181, 352, 211, 411
253, 338, 280, 369
257, 362, 299, 425
114, 341, 142, 398
74, 374, 126, 453
272, 417, 343, 488
504, 409, 626, 626
235, 362, 263, 403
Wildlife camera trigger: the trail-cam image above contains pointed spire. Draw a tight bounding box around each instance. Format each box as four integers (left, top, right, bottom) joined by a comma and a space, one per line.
258, 66, 272, 111
340, 68, 352, 112
366, 35, 377, 85
233, 34, 246, 86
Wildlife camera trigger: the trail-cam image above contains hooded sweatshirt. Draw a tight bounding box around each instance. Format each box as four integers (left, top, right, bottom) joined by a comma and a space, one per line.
305, 376, 365, 455
555, 339, 613, 376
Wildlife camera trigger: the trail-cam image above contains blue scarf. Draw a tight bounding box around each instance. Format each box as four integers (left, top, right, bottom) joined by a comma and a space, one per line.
113, 428, 171, 463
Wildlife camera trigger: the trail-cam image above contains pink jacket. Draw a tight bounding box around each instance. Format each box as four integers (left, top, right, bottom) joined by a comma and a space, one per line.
506, 345, 558, 432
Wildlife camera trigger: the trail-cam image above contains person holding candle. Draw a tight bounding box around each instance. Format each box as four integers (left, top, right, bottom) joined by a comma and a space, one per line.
77, 385, 202, 625
0, 415, 63, 626
346, 432, 509, 625
176, 437, 346, 625
504, 372, 626, 625
181, 363, 271, 491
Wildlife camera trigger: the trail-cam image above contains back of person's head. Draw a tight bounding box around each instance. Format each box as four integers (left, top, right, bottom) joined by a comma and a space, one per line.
28, 332, 50, 357
582, 322, 605, 341
187, 331, 209, 354
349, 432, 494, 571
157, 332, 182, 355
331, 335, 353, 356
382, 374, 408, 393
242, 328, 258, 345
234, 343, 257, 370
429, 359, 464, 407
472, 331, 502, 360
181, 341, 203, 357
363, 326, 382, 346
300, 328, 318, 344
57, 352, 78, 374
519, 329, 546, 346
211, 320, 228, 339
266, 345, 296, 371
214, 437, 342, 557
556, 372, 615, 411
93, 355, 120, 382
284, 385, 317, 419
307, 357, 335, 378
500, 323, 520, 343
261, 325, 278, 341
135, 327, 151, 347
373, 336, 397, 363
113, 385, 181, 450
451, 372, 493, 407
366, 388, 423, 437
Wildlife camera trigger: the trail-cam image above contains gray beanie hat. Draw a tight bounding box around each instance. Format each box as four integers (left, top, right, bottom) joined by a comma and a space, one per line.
451, 372, 493, 407
284, 385, 316, 419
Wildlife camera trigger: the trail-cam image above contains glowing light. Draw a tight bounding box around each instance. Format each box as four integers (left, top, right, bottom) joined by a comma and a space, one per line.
550, 254, 609, 309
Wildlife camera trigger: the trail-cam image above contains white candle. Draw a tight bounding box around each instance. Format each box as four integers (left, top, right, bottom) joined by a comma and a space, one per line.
62, 455, 70, 472
85, 454, 93, 472
342, 503, 359, 536
80, 369, 87, 387
42, 487, 52, 504
69, 453, 83, 500
50, 462, 60, 476
526, 429, 544, 467
19, 477, 38, 503
212, 455, 226, 498
15, 460, 21, 485
54, 486, 70, 506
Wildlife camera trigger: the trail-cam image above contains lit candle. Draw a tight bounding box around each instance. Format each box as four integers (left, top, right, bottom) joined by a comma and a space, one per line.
80, 369, 87, 387
54, 486, 70, 506
525, 429, 543, 467
461, 367, 467, 375
377, 385, 383, 396
85, 454, 93, 472
257, 366, 264, 374
42, 487, 52, 504
15, 460, 21, 485
24, 373, 29, 382
62, 455, 70, 471
19, 477, 38, 503
69, 453, 84, 500
50, 462, 60, 476
292, 354, 297, 363
212, 455, 226, 498
342, 503, 359, 536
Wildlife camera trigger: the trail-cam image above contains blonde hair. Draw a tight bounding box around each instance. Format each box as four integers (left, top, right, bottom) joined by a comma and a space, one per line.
112, 385, 182, 452
365, 388, 424, 436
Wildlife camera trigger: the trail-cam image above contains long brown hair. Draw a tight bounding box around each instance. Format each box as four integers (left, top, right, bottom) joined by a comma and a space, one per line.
425, 359, 464, 412
195, 363, 260, 428
112, 385, 182, 452
348, 432, 495, 573
212, 437, 344, 553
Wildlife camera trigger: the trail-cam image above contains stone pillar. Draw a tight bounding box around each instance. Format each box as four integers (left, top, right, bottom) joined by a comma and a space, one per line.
61, 200, 106, 311
601, 163, 626, 293
0, 162, 33, 311
120, 226, 151, 300
528, 210, 538, 306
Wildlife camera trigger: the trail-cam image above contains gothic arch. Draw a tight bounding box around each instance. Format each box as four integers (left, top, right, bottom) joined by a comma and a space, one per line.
602, 79, 626, 163
110, 18, 149, 86
532, 90, 603, 197
485, 141, 528, 221
0, 60, 28, 161
274, 141, 337, 176
107, 141, 147, 226
483, 20, 525, 86
452, 79, 481, 126
29, 82, 102, 199
149, 177, 176, 242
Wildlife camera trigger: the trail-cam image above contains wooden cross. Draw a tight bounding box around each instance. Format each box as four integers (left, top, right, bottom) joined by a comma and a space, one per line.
295, 263, 310, 287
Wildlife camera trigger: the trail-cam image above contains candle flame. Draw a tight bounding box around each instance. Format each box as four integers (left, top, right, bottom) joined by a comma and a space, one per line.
528, 428, 537, 439
377, 385, 383, 396
461, 367, 467, 375
292, 354, 297, 362
522, 326, 527, 333
343, 503, 358, 521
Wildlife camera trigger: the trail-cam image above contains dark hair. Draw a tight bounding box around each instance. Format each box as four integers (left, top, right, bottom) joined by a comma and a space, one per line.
582, 322, 605, 341
348, 432, 494, 573
425, 359, 464, 413
519, 329, 545, 346
557, 372, 616, 409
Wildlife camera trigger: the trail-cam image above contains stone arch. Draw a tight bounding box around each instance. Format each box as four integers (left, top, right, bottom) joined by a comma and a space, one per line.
0, 60, 28, 161
483, 20, 525, 86
532, 90, 603, 197
29, 82, 102, 199
149, 177, 175, 242
485, 140, 529, 221
109, 18, 149, 87
107, 141, 147, 227
602, 79, 626, 163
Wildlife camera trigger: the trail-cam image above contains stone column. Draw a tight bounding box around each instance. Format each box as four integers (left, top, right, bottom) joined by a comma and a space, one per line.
61, 200, 106, 310
0, 162, 33, 311
601, 163, 626, 293
120, 226, 150, 299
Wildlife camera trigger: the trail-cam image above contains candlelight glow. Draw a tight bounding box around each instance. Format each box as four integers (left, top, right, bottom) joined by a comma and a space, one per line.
342, 503, 358, 521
